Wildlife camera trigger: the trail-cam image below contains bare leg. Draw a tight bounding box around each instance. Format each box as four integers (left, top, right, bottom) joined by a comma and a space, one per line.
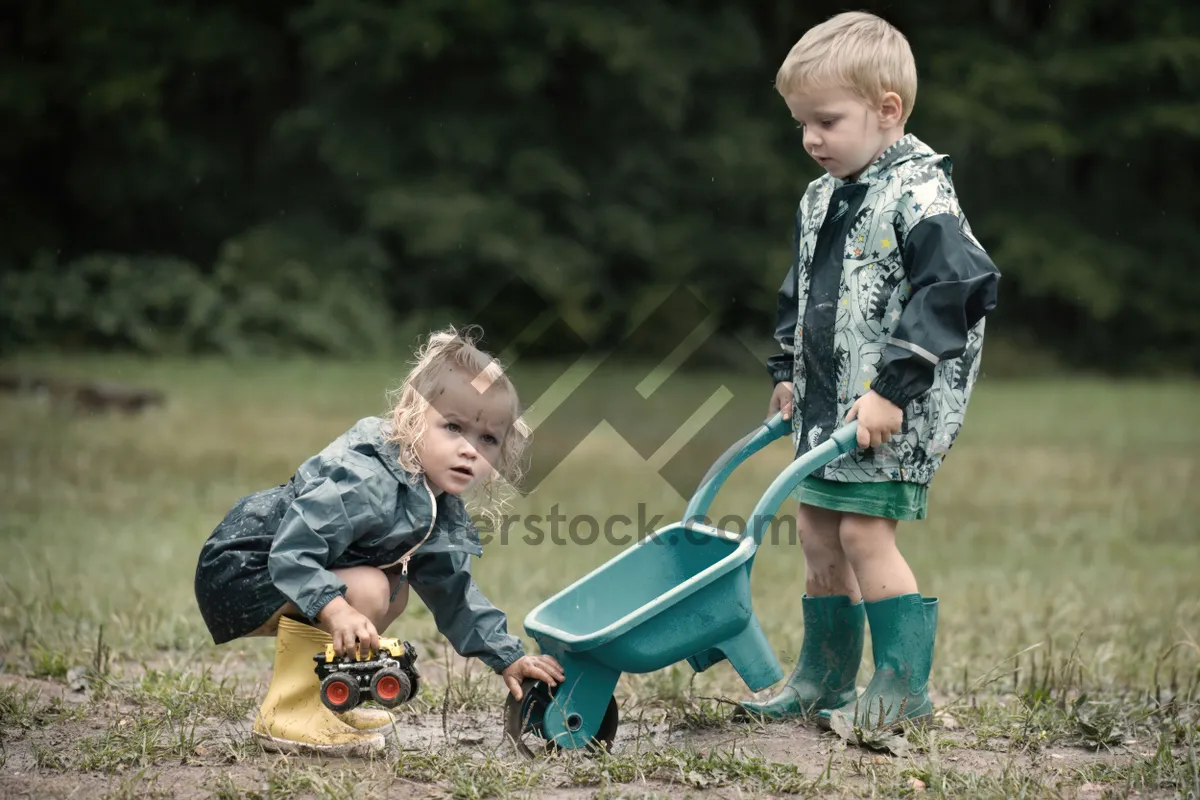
249, 566, 406, 638
798, 503, 862, 602
838, 513, 917, 601
378, 575, 410, 633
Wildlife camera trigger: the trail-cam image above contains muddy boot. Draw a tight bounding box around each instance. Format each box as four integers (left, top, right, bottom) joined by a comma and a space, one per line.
820, 594, 937, 733
252, 617, 387, 756
337, 707, 396, 733
735, 595, 865, 721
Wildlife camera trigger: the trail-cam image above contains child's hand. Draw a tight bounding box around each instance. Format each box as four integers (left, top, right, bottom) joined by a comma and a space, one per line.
845, 390, 902, 448
769, 381, 794, 421
502, 654, 566, 700
318, 597, 380, 657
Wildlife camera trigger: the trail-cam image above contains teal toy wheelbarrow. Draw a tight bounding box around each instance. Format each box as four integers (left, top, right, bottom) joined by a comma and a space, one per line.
504, 412, 860, 756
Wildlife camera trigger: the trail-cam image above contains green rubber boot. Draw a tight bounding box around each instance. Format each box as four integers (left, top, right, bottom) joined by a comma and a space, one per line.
735, 595, 865, 721
819, 594, 938, 732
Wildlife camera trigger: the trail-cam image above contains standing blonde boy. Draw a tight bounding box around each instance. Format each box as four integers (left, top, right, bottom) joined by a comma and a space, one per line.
738, 12, 1000, 732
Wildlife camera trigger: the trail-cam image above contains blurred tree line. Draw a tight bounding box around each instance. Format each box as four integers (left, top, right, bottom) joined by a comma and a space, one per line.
2, 0, 1198, 371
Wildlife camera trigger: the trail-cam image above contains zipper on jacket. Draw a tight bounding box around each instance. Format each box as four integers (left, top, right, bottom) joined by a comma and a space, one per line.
379, 475, 439, 575
398, 476, 438, 576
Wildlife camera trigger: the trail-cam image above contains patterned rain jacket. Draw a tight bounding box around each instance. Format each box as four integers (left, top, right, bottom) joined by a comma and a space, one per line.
767, 134, 1000, 485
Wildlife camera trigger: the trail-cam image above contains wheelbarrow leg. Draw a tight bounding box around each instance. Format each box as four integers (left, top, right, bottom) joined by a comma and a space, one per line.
688, 615, 783, 692
537, 653, 622, 752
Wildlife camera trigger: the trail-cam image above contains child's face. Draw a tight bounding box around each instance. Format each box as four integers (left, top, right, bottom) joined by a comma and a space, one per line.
415, 367, 512, 495
781, 85, 903, 181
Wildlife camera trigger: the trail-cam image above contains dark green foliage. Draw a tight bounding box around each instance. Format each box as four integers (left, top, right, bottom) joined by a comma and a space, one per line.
1, 223, 396, 356
2, 0, 1196, 369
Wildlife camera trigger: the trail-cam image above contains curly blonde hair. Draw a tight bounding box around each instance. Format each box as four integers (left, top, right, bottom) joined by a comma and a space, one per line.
385, 325, 531, 527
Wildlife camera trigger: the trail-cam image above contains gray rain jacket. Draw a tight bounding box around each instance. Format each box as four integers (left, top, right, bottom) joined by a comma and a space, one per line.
193, 416, 525, 674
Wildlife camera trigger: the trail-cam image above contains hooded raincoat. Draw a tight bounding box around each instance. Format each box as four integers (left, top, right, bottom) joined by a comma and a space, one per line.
194, 416, 525, 674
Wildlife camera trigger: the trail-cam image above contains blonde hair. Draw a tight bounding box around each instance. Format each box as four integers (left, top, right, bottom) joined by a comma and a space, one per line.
775, 11, 917, 122
386, 325, 531, 527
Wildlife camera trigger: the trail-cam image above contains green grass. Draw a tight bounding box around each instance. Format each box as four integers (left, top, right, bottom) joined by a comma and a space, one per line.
127, 666, 256, 721
1, 355, 1199, 797
0, 683, 87, 738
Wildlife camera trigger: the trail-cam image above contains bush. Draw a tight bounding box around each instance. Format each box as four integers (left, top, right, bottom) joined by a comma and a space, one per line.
0, 222, 400, 358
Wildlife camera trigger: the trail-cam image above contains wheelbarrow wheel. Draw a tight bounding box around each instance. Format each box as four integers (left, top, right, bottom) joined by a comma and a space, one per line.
504, 678, 619, 759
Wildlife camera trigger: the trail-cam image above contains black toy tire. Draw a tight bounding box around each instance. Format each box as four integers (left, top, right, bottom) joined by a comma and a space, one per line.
320, 672, 360, 713
370, 667, 411, 709
404, 665, 421, 702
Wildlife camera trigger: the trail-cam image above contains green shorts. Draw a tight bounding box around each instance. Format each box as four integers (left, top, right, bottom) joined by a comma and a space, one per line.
791, 476, 928, 521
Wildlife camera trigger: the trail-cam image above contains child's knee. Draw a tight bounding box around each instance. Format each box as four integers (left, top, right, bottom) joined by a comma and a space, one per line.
797, 504, 842, 559
799, 532, 841, 562
343, 567, 392, 623
838, 514, 896, 564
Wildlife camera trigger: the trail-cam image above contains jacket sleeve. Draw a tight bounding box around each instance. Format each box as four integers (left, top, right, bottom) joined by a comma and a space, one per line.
766, 204, 801, 385
871, 175, 1000, 409
406, 549, 526, 674
267, 455, 392, 621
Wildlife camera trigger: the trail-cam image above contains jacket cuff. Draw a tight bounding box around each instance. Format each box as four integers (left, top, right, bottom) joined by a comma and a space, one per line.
304, 586, 345, 622
870, 372, 919, 409
766, 354, 794, 385
486, 641, 526, 674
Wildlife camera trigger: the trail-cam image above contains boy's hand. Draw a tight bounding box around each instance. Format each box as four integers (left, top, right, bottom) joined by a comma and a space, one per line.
318, 597, 380, 657
769, 381, 794, 421
845, 390, 902, 448
502, 655, 566, 700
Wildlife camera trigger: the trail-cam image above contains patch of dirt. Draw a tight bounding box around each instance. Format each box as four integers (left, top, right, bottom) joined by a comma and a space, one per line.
0, 670, 1181, 799
0, 674, 94, 706
0, 773, 129, 799
694, 718, 1144, 779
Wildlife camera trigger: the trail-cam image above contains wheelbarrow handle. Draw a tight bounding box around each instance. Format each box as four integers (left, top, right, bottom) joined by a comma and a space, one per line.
682, 411, 794, 526
746, 418, 861, 547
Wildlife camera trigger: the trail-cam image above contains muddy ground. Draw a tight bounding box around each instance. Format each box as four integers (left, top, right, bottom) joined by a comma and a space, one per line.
1, 654, 1187, 800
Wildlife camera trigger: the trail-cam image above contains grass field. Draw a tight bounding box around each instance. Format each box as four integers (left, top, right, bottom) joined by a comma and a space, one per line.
1, 355, 1199, 799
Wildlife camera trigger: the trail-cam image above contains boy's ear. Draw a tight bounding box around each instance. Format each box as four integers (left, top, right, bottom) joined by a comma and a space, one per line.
878, 91, 904, 129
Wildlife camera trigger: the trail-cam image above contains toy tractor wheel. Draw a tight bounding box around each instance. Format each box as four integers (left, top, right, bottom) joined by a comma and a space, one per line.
370, 668, 411, 709
504, 678, 619, 759
320, 672, 360, 713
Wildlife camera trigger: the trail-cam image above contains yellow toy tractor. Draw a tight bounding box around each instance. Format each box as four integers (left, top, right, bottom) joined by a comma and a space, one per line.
313, 637, 421, 713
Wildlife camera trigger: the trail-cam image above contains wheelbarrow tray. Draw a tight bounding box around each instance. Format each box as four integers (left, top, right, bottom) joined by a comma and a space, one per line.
508, 415, 861, 754
524, 521, 755, 675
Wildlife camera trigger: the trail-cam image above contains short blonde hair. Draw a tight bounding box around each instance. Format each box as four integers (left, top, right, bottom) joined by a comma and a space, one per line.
775, 11, 917, 121
386, 325, 531, 525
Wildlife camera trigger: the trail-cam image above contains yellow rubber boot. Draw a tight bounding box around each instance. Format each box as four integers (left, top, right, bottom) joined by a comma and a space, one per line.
252, 617, 386, 756
338, 707, 396, 732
